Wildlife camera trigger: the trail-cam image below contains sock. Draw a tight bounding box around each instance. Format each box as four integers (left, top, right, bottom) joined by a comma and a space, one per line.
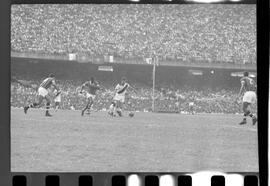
46, 103, 50, 112
87, 103, 92, 112
82, 103, 89, 112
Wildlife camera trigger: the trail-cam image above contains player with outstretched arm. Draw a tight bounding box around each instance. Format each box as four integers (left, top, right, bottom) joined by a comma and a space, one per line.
80, 77, 101, 116
24, 73, 60, 117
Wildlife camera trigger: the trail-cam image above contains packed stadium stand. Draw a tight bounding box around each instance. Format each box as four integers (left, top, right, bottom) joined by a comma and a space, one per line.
11, 4, 256, 64
10, 5, 257, 114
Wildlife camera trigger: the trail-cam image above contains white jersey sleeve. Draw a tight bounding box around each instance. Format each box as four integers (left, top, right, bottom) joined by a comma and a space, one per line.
115, 84, 120, 91
115, 83, 129, 95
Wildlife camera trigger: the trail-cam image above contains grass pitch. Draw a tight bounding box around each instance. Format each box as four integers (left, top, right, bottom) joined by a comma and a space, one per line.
11, 107, 258, 172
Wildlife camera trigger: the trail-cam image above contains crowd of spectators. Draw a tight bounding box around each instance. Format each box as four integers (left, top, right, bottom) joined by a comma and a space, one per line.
11, 4, 256, 64
10, 80, 257, 114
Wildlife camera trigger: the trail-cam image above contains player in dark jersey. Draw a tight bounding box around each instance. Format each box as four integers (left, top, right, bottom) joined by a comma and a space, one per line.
24, 74, 60, 117
235, 71, 257, 125
80, 77, 101, 116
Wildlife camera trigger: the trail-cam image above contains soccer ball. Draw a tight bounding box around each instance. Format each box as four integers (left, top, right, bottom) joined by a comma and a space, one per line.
129, 112, 134, 117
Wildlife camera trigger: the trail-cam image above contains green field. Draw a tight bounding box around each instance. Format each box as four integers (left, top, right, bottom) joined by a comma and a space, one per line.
11, 107, 258, 172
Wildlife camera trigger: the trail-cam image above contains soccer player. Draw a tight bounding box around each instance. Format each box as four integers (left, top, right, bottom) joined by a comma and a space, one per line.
24, 73, 60, 117
188, 94, 195, 115
80, 77, 101, 116
175, 90, 184, 113
53, 89, 61, 111
108, 77, 136, 117
235, 71, 257, 125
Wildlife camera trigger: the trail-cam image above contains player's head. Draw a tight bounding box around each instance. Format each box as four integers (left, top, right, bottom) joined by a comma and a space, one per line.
121, 77, 127, 84
243, 71, 249, 77
90, 76, 95, 82
49, 73, 55, 78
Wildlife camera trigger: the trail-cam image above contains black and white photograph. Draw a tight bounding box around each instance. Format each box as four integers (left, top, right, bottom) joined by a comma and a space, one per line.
10, 4, 258, 172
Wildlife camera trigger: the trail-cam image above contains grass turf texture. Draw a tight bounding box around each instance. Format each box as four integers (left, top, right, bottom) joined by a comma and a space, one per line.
11, 107, 258, 172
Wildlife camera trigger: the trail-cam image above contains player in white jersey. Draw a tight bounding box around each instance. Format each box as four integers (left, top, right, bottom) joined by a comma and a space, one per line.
175, 90, 185, 113
24, 73, 60, 117
188, 94, 196, 115
53, 88, 61, 111
108, 77, 136, 117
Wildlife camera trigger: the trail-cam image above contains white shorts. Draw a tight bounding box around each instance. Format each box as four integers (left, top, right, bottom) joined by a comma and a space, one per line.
38, 87, 48, 97
86, 92, 96, 99
54, 95, 61, 102
113, 94, 125, 103
243, 91, 256, 104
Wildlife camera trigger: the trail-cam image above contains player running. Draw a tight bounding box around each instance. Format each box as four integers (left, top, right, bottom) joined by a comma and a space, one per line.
235, 71, 257, 125
24, 73, 60, 117
108, 77, 136, 117
79, 77, 101, 116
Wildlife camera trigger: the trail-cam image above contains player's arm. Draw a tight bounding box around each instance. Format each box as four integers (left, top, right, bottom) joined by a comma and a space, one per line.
96, 82, 106, 90
114, 85, 118, 94
54, 88, 61, 97
114, 84, 120, 95
12, 77, 36, 90
93, 83, 101, 90
11, 77, 20, 83
235, 80, 245, 102
80, 82, 87, 93
11, 77, 26, 86
17, 80, 29, 87
128, 84, 137, 93
51, 79, 60, 94
123, 83, 137, 94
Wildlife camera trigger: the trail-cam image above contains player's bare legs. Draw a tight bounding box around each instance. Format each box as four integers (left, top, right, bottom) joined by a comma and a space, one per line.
116, 101, 123, 117
24, 95, 43, 114
108, 101, 116, 117
54, 102, 60, 111
44, 96, 52, 117
188, 103, 194, 115
86, 98, 94, 115
82, 98, 91, 116
239, 102, 257, 125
